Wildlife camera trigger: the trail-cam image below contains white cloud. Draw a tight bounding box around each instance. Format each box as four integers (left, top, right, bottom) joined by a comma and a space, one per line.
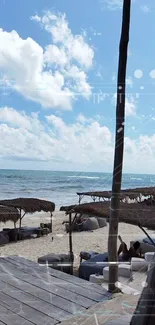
1, 107, 155, 173
31, 12, 94, 69
76, 114, 93, 124
113, 94, 137, 116
0, 107, 42, 133
101, 0, 123, 10
0, 107, 113, 169
126, 76, 133, 88
0, 11, 94, 110
125, 96, 136, 116
44, 44, 68, 66
96, 70, 103, 79
140, 5, 150, 13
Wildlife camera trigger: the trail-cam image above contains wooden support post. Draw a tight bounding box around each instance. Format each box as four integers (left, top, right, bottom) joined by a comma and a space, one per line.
69, 212, 73, 275
50, 213, 53, 232
78, 195, 84, 204
19, 208, 22, 228
108, 0, 131, 293
19, 212, 26, 240
14, 222, 17, 242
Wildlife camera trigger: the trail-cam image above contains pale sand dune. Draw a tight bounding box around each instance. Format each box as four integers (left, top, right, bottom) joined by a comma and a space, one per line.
0, 210, 154, 270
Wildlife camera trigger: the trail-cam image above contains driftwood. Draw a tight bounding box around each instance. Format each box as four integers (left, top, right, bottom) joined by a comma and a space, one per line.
130, 258, 155, 325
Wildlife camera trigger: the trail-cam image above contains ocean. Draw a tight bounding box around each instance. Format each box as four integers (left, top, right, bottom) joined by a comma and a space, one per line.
0, 169, 154, 208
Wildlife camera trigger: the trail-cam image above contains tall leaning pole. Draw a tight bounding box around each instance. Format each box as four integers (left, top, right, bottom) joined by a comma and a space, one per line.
108, 0, 131, 293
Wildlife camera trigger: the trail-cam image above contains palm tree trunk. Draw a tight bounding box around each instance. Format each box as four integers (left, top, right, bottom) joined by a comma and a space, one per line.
108, 0, 131, 293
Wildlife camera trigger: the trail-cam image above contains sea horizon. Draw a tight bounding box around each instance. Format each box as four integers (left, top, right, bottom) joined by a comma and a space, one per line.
0, 169, 154, 208
0, 168, 155, 176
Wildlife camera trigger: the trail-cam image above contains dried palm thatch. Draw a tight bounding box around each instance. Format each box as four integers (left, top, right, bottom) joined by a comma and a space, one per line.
77, 191, 112, 199
124, 186, 155, 197
0, 205, 20, 223
60, 205, 76, 212
60, 201, 155, 230
77, 187, 155, 201
0, 198, 55, 214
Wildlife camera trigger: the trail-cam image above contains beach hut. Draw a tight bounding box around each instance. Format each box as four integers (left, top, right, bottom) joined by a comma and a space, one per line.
0, 198, 55, 231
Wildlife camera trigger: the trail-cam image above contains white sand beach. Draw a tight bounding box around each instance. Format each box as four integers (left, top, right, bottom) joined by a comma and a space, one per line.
0, 210, 154, 272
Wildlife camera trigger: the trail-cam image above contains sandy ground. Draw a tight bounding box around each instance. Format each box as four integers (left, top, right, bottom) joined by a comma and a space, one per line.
0, 210, 155, 271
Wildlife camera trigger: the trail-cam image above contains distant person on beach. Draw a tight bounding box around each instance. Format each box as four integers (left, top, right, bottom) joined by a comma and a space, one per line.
117, 235, 141, 261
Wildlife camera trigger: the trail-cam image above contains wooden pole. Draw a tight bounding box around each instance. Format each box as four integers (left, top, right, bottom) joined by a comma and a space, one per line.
19, 208, 22, 228
139, 226, 155, 247
14, 222, 17, 242
69, 212, 73, 275
19, 211, 26, 229
50, 212, 52, 232
108, 0, 131, 293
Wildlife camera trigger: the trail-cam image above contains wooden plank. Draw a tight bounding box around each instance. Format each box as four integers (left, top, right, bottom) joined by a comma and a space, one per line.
131, 260, 155, 325
0, 260, 94, 309
3, 257, 105, 302
0, 291, 56, 325
0, 271, 84, 316
4, 257, 102, 301
0, 302, 33, 325
60, 294, 138, 325
9, 256, 105, 295
0, 279, 70, 322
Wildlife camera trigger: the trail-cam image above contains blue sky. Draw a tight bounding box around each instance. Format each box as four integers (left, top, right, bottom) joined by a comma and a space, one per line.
0, 0, 154, 173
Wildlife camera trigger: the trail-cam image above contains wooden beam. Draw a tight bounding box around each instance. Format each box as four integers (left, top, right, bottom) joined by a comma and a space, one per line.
19, 211, 26, 228
108, 0, 131, 293
139, 226, 155, 247
69, 212, 73, 275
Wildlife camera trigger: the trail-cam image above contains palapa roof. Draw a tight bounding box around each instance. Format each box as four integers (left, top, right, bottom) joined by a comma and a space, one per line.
0, 205, 20, 223
77, 191, 112, 199
77, 187, 155, 200
60, 201, 155, 230
124, 186, 155, 196
60, 205, 77, 212
0, 198, 55, 214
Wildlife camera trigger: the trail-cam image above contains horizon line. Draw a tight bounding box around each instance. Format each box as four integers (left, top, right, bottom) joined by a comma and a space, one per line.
0, 168, 154, 176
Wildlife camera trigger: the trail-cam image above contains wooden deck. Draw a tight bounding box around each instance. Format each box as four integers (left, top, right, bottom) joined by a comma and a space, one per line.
60, 293, 139, 325
0, 256, 110, 325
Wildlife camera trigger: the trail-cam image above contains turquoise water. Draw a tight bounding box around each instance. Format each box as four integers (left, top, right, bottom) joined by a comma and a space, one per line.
0, 169, 154, 207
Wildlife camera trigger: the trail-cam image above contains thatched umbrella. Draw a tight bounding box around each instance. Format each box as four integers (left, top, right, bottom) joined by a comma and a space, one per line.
0, 198, 55, 230
61, 201, 155, 267
0, 205, 20, 223
77, 186, 155, 203
62, 201, 155, 231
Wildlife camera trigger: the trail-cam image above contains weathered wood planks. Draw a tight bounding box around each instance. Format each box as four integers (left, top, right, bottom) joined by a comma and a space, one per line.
0, 256, 109, 325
